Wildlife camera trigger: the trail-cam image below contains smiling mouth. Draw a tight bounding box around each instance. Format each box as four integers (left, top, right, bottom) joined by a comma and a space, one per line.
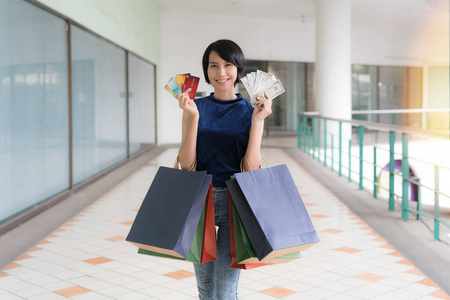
216, 79, 229, 83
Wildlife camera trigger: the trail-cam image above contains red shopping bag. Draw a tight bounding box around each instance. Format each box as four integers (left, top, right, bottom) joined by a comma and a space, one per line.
200, 183, 216, 263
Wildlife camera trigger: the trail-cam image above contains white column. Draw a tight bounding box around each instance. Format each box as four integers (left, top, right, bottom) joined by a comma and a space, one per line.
315, 0, 352, 140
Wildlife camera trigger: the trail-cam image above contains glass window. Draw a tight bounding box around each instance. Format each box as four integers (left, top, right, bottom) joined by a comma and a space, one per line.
378, 66, 407, 126
406, 67, 423, 128
351, 65, 377, 122
128, 53, 156, 154
428, 66, 449, 134
268, 61, 306, 134
71, 25, 127, 185
351, 65, 423, 127
306, 63, 315, 112
0, 0, 69, 222
238, 60, 306, 135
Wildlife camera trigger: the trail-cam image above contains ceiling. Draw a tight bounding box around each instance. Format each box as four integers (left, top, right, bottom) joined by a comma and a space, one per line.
154, 0, 449, 26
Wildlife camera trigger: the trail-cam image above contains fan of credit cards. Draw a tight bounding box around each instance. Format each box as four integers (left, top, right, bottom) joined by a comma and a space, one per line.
240, 70, 285, 108
165, 73, 199, 100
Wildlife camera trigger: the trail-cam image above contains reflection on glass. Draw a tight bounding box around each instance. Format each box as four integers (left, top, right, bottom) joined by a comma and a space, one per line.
378, 66, 423, 127
352, 65, 424, 128
128, 53, 156, 154
352, 65, 377, 122
428, 67, 449, 135
71, 25, 127, 185
0, 0, 69, 222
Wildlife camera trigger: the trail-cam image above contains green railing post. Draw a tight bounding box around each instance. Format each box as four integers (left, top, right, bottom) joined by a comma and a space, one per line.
348, 139, 352, 182
307, 126, 311, 156
324, 120, 327, 167
312, 118, 316, 159
417, 178, 422, 220
318, 122, 321, 163
358, 126, 364, 190
401, 133, 409, 220
389, 131, 395, 211
373, 146, 377, 199
339, 122, 342, 177
331, 135, 334, 172
297, 115, 301, 148
434, 166, 440, 240
303, 117, 307, 153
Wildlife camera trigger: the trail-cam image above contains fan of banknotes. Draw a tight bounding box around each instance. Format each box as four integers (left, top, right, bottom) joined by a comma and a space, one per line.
240, 70, 285, 107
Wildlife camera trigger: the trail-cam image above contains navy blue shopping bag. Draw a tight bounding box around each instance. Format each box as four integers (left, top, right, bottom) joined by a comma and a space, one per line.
126, 166, 212, 259
226, 164, 319, 261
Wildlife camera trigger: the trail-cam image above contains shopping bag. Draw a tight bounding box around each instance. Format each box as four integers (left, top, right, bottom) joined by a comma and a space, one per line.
201, 181, 216, 263
229, 194, 268, 270
229, 193, 301, 265
126, 166, 213, 259
226, 164, 319, 261
138, 184, 216, 264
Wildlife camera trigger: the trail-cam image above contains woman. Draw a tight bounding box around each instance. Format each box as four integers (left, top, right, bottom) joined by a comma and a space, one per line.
177, 39, 272, 299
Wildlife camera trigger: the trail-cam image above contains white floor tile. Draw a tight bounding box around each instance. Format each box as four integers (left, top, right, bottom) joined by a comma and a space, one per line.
11, 286, 48, 298
97, 285, 131, 297
41, 280, 74, 291
383, 288, 425, 300
112, 291, 153, 300
155, 290, 194, 300
139, 285, 172, 297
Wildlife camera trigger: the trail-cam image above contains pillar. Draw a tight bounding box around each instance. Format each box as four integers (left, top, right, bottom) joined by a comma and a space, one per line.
315, 0, 352, 141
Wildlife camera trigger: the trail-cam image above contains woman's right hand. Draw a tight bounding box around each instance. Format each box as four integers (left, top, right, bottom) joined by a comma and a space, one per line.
178, 88, 199, 118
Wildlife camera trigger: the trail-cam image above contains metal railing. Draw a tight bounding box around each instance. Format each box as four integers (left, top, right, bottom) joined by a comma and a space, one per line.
297, 113, 450, 240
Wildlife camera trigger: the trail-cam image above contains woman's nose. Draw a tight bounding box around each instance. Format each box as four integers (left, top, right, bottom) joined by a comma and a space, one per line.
218, 66, 226, 75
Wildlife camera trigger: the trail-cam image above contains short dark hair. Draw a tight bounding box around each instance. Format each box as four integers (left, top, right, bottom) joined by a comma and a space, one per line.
202, 39, 246, 87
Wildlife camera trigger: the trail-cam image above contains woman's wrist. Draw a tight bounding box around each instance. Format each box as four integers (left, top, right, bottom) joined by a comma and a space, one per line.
183, 110, 199, 122
251, 118, 264, 128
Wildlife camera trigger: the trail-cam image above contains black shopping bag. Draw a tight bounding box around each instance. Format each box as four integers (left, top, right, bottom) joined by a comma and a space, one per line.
226, 164, 319, 261
126, 166, 213, 259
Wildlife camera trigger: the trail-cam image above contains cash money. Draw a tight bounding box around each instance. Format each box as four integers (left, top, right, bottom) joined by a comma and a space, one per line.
254, 79, 285, 101
240, 70, 285, 108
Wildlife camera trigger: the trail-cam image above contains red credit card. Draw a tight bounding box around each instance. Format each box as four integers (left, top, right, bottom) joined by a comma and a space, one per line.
182, 74, 200, 100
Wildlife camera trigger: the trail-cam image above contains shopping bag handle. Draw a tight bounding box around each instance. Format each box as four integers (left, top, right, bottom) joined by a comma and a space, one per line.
240, 155, 269, 173
173, 155, 197, 171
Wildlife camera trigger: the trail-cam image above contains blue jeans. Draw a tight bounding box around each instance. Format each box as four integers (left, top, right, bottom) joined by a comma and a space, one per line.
194, 187, 241, 300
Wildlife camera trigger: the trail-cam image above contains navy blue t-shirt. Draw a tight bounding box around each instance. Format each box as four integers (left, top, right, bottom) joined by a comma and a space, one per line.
195, 93, 254, 187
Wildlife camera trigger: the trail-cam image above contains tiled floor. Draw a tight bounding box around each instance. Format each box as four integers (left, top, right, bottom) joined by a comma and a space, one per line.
1, 147, 449, 299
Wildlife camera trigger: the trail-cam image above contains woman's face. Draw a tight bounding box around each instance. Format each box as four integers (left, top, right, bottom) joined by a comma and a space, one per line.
207, 51, 238, 93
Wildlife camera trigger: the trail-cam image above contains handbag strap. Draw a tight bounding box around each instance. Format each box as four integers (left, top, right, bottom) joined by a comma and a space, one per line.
240, 154, 269, 173
173, 155, 197, 171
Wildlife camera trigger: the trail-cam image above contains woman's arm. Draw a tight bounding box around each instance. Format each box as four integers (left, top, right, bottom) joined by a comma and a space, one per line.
243, 93, 272, 171
177, 89, 199, 170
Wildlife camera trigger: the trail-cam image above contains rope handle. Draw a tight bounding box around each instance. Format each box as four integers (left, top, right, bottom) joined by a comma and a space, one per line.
240, 154, 269, 173
173, 155, 197, 171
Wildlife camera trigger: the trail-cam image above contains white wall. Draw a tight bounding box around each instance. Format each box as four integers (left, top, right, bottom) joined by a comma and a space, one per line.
159, 6, 448, 145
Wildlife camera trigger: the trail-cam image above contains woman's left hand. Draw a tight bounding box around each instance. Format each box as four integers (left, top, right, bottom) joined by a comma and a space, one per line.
252, 92, 272, 123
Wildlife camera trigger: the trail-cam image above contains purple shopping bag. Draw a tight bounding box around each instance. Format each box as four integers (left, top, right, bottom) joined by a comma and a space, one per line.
226, 164, 319, 261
